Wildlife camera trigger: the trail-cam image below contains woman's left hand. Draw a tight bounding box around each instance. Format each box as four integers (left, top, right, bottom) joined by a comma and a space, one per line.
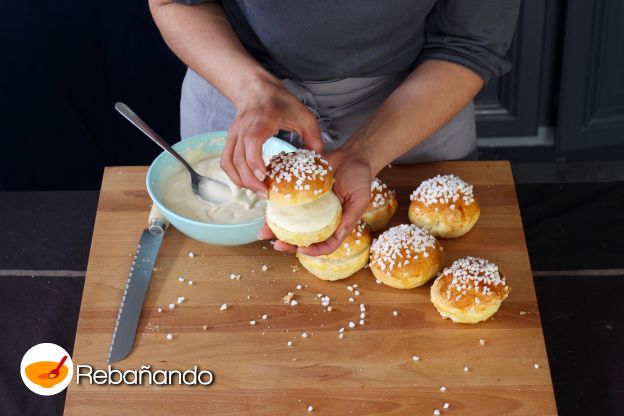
258, 148, 373, 256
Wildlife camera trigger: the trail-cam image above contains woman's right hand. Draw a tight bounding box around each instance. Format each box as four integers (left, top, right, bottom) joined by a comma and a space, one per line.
220, 79, 323, 197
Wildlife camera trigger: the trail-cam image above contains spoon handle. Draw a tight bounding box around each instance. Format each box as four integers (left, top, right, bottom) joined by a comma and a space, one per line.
114, 102, 197, 175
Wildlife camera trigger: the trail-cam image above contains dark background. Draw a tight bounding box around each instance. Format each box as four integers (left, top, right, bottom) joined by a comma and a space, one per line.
1, 0, 624, 192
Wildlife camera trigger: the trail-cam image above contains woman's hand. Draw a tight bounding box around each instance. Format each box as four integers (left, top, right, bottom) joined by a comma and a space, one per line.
220, 79, 323, 197
258, 148, 373, 256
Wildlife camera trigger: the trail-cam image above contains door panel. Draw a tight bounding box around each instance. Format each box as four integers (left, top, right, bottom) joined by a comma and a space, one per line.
557, 0, 624, 151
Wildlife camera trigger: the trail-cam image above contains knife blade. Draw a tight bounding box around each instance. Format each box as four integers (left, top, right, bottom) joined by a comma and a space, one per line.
107, 204, 169, 364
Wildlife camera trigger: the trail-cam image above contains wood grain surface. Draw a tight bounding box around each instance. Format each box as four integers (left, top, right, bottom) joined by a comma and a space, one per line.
64, 162, 557, 415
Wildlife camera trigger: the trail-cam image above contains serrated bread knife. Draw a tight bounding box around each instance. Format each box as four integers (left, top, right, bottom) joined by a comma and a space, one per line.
107, 204, 169, 364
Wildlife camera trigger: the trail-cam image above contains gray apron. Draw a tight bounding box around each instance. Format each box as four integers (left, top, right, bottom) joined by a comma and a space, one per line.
180, 68, 476, 163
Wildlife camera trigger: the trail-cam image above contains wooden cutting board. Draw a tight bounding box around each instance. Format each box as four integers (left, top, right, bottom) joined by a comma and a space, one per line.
64, 162, 557, 415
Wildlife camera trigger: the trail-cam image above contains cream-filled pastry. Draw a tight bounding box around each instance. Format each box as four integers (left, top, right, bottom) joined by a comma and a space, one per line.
264, 149, 341, 246
297, 220, 372, 281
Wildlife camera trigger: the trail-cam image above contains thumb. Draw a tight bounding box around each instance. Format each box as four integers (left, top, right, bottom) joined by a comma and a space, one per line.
335, 192, 371, 243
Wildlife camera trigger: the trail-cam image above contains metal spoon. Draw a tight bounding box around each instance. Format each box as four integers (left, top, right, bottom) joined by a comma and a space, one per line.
115, 102, 233, 205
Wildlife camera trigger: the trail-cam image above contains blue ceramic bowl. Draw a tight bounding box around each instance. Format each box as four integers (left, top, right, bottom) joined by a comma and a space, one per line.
146, 131, 295, 245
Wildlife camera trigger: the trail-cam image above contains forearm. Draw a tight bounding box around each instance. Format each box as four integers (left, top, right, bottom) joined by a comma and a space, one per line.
148, 0, 278, 106
341, 60, 484, 174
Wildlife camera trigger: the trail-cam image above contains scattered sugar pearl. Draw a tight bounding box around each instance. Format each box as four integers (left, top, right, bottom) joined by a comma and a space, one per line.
433, 410, 440, 416
178, 277, 184, 282
287, 341, 293, 347
250, 320, 256, 325
202, 325, 207, 330
177, 296, 185, 304
534, 363, 540, 369
360, 304, 366, 312
301, 332, 308, 338
261, 265, 268, 272
359, 320, 365, 325
439, 386, 447, 392
348, 322, 356, 329
360, 312, 366, 319
353, 284, 358, 288
376, 279, 381, 284
392, 310, 398, 317
464, 366, 470, 372
520, 310, 527, 315
338, 328, 345, 333
220, 304, 228, 311
188, 280, 193, 285
348, 297, 355, 302
339, 333, 344, 339
307, 405, 314, 412
479, 338, 486, 346
290, 300, 298, 306
354, 290, 360, 296
166, 333, 173, 340
229, 273, 241, 280
412, 355, 420, 361
327, 306, 333, 312
188, 252, 194, 257
262, 314, 268, 320
347, 285, 353, 291
168, 303, 175, 309
296, 284, 302, 290
157, 308, 163, 313
443, 403, 450, 409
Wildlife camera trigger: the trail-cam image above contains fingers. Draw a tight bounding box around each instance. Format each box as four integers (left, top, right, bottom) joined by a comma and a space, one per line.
273, 240, 298, 253
297, 235, 341, 257
299, 110, 324, 153
244, 121, 274, 188
220, 124, 244, 188
257, 221, 275, 240
299, 189, 370, 256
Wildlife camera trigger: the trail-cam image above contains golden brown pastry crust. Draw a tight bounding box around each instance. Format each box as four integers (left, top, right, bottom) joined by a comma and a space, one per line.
409, 174, 480, 238
265, 149, 334, 206
297, 221, 372, 280
430, 256, 510, 324
369, 224, 444, 289
362, 177, 397, 232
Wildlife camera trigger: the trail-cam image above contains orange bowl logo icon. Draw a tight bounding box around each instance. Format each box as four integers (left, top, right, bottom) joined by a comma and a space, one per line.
20, 343, 74, 396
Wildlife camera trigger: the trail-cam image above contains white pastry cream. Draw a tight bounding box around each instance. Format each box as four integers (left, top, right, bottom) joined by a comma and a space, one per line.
266, 191, 341, 232
160, 155, 266, 224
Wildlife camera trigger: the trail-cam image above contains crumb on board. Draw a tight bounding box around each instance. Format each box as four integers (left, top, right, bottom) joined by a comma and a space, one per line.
229, 274, 241, 280
188, 280, 193, 285
157, 308, 162, 313
250, 320, 256, 326
283, 292, 294, 304
464, 366, 470, 372
177, 296, 185, 304
261, 265, 268, 272
287, 341, 293, 347
178, 277, 184, 282
168, 303, 175, 309
301, 332, 308, 338
290, 300, 298, 306
534, 363, 540, 369
262, 314, 268, 320
188, 252, 194, 257
412, 355, 420, 361
479, 338, 486, 346
440, 386, 447, 392
220, 304, 228, 311
393, 310, 398, 316
166, 333, 173, 340
202, 325, 207, 330
443, 403, 449, 409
